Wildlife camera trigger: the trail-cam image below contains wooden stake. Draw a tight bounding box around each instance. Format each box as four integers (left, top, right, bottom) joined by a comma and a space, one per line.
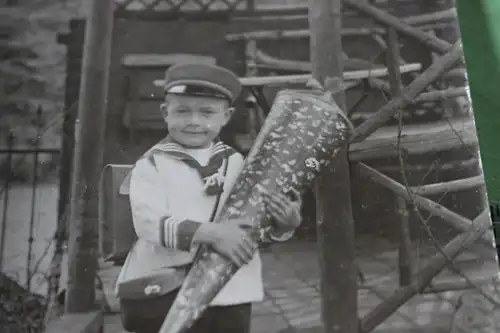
64, 0, 114, 313
344, 0, 452, 54
309, 1, 358, 332
353, 42, 463, 143
360, 208, 491, 333
356, 163, 493, 245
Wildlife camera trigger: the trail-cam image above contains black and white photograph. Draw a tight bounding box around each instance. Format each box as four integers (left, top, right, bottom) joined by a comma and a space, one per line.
0, 0, 499, 333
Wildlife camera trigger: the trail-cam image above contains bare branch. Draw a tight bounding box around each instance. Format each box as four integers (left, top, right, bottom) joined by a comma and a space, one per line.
344, 0, 452, 54
353, 42, 463, 143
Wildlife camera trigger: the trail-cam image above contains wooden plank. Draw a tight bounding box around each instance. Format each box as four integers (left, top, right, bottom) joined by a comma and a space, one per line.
242, 63, 421, 86
121, 53, 216, 68
152, 63, 422, 88
235, 119, 479, 159
356, 163, 493, 245
349, 118, 478, 161
359, 209, 492, 333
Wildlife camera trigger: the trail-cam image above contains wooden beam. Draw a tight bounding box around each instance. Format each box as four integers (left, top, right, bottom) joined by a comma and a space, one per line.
353, 42, 463, 143
359, 208, 492, 333
226, 27, 386, 41
310, 0, 358, 332
240, 63, 422, 87
349, 118, 478, 161
153, 63, 421, 88
411, 176, 485, 196
344, 0, 452, 54
356, 163, 493, 245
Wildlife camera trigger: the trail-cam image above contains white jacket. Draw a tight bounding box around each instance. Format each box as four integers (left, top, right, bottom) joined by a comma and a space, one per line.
115, 142, 264, 306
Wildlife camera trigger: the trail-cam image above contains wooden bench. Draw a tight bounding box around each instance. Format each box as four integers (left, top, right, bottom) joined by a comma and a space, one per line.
119, 53, 217, 142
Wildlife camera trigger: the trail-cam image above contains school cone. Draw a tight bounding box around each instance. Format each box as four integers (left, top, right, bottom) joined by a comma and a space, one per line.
158, 87, 354, 333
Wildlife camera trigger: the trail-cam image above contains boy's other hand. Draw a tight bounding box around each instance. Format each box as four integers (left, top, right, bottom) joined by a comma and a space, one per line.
193, 220, 257, 267
263, 188, 302, 232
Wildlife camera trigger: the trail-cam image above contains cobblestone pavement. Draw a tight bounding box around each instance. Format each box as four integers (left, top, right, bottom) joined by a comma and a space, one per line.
99, 238, 499, 333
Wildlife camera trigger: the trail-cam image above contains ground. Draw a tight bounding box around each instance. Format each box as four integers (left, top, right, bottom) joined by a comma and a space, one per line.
99, 237, 499, 333
1, 182, 499, 332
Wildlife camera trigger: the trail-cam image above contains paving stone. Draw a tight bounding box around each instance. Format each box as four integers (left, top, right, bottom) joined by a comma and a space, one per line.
98, 239, 487, 333
251, 314, 290, 333
103, 314, 125, 333
252, 300, 282, 316
288, 311, 321, 328
293, 326, 323, 333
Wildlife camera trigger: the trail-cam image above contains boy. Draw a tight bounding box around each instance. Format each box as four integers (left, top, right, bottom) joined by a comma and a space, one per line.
116, 63, 302, 333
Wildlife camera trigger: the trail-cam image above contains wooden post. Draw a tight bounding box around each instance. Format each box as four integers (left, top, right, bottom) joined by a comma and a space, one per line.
64, 0, 114, 313
396, 197, 413, 285
384, 8, 414, 287
309, 1, 358, 332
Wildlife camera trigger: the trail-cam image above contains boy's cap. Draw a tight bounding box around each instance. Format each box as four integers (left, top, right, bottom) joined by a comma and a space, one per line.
162, 63, 242, 103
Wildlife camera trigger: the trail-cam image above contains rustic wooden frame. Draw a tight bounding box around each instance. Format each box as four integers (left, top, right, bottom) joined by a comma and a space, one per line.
237, 2, 492, 333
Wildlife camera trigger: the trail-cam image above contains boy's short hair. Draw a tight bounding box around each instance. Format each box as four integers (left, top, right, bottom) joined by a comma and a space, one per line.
161, 63, 242, 104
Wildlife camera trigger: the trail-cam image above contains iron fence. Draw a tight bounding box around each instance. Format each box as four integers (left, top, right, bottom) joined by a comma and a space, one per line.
0, 106, 64, 292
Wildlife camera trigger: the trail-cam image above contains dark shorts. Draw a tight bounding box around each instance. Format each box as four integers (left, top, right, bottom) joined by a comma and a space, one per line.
120, 291, 252, 333
122, 298, 252, 333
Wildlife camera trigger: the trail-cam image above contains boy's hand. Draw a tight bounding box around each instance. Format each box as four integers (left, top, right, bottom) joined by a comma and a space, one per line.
193, 220, 258, 268
262, 188, 302, 233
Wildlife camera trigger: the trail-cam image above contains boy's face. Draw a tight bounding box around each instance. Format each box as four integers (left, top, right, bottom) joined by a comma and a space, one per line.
161, 94, 232, 148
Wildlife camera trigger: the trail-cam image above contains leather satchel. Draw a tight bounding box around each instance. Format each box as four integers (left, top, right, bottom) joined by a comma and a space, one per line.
118, 266, 188, 332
